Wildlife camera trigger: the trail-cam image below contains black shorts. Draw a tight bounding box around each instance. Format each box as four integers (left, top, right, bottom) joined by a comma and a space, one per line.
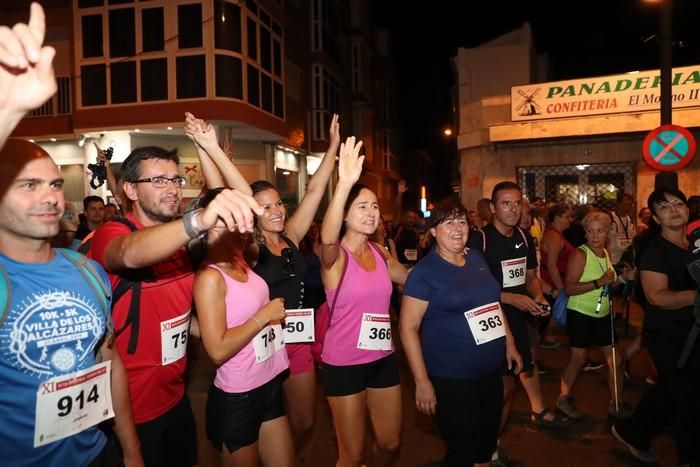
135, 395, 197, 467
567, 309, 616, 349
431, 371, 503, 465
503, 309, 534, 374
206, 370, 288, 453
322, 353, 400, 397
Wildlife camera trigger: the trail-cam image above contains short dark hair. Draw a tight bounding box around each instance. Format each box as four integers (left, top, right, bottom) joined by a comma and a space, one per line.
192, 187, 225, 211
250, 180, 277, 196
647, 187, 688, 217
491, 181, 522, 203
426, 197, 468, 230
82, 195, 104, 211
120, 146, 179, 183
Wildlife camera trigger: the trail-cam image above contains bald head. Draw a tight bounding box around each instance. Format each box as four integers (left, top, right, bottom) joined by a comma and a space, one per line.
0, 139, 53, 201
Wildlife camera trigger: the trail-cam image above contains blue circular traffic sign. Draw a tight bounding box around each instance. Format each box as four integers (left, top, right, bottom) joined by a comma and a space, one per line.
642, 124, 696, 172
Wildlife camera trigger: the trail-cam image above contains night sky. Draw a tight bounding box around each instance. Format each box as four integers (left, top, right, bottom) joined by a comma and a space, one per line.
372, 0, 700, 199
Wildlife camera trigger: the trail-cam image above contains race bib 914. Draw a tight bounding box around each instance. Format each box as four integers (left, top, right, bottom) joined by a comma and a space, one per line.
34, 361, 114, 447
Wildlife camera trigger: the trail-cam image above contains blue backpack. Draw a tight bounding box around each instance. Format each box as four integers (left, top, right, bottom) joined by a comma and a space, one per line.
0, 249, 111, 330
552, 290, 568, 328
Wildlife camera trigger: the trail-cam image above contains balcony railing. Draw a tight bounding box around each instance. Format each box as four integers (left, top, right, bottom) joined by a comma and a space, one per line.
28, 76, 71, 118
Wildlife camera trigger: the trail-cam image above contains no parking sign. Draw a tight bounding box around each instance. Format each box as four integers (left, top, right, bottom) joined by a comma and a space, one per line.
642, 124, 696, 172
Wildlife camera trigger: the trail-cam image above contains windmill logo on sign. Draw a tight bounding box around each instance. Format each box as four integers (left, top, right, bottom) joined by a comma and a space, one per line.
516, 88, 542, 116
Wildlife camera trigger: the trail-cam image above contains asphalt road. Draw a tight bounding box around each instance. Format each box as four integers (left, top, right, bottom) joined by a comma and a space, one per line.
186, 301, 677, 466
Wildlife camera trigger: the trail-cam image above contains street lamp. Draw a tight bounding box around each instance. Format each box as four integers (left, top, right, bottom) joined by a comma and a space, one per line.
443, 128, 452, 137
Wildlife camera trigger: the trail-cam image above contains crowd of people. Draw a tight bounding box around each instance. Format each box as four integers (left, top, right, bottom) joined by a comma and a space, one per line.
1, 4, 699, 467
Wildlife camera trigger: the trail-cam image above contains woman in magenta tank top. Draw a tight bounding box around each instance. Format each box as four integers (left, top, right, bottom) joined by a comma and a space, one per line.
319, 137, 409, 467
193, 189, 294, 467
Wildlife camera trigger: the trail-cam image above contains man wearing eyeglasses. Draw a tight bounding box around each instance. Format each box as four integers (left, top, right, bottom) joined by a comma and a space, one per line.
88, 146, 262, 466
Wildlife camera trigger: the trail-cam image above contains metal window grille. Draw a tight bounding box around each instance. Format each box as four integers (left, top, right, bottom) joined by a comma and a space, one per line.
518, 162, 636, 208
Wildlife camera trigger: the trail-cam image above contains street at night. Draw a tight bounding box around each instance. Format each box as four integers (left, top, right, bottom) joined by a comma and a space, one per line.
188, 303, 677, 467
1, 1, 699, 466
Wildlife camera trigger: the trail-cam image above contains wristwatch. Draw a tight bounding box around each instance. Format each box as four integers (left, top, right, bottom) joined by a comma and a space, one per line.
182, 209, 205, 239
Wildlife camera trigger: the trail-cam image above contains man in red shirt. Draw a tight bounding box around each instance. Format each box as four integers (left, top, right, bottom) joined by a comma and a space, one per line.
89, 146, 261, 466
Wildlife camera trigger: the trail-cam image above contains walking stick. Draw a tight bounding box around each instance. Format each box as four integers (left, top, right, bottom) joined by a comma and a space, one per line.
609, 286, 621, 418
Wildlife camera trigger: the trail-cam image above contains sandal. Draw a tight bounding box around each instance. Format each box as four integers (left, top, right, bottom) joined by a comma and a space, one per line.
531, 407, 572, 428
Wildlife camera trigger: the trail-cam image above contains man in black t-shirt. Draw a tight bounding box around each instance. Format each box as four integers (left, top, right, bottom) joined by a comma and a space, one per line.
394, 209, 421, 266
467, 182, 570, 461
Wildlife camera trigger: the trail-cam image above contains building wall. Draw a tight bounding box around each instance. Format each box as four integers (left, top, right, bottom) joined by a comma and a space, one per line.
459, 122, 700, 211
6, 0, 405, 219
454, 24, 534, 109
457, 89, 700, 211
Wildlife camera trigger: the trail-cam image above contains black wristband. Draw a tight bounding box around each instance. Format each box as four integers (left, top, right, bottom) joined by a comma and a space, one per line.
593, 279, 599, 289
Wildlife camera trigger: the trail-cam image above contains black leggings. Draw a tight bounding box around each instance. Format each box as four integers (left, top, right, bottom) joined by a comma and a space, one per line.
431, 371, 503, 466
615, 330, 700, 464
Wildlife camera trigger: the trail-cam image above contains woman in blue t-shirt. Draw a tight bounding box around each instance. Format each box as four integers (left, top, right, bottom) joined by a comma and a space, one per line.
400, 198, 522, 467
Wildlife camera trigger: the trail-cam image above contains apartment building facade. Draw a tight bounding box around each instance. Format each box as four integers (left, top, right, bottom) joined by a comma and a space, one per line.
5, 0, 401, 216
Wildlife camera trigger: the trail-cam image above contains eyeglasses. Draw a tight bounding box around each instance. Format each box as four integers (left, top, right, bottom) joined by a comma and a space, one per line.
130, 176, 186, 188
281, 248, 296, 277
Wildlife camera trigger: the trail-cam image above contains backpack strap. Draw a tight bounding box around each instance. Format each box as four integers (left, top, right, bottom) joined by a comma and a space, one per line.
77, 230, 97, 255
56, 249, 111, 312
0, 264, 11, 329
112, 280, 142, 354
99, 216, 151, 355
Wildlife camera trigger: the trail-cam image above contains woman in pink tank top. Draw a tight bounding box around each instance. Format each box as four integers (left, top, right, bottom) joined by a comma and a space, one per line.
192, 188, 294, 467
319, 137, 409, 467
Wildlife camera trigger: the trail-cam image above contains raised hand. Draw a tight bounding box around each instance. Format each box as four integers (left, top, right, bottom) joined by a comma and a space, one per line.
93, 142, 108, 163
398, 179, 408, 194
197, 189, 263, 234
184, 112, 218, 150
0, 3, 57, 115
328, 113, 340, 148
337, 136, 364, 185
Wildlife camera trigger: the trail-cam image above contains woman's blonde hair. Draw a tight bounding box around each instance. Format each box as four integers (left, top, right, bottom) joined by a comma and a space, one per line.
582, 211, 611, 231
